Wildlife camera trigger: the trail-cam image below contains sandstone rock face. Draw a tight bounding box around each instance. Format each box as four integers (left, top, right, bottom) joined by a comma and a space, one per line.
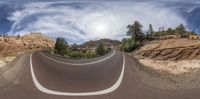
135, 38, 200, 61
0, 32, 55, 57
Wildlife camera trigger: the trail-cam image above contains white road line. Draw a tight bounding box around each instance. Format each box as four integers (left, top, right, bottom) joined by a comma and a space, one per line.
30, 52, 125, 96
39, 51, 116, 66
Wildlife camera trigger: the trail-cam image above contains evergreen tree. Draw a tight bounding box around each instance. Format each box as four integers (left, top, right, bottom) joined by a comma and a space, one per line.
166, 28, 175, 35
127, 21, 144, 42
146, 32, 150, 40
147, 24, 154, 39
149, 24, 154, 37
95, 42, 106, 56
176, 24, 186, 37
55, 37, 68, 56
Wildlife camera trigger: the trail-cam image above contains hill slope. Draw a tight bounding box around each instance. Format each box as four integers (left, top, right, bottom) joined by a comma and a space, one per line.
135, 38, 200, 61
0, 32, 55, 57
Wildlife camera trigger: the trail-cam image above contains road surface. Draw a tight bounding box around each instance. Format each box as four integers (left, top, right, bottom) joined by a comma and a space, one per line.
0, 50, 200, 99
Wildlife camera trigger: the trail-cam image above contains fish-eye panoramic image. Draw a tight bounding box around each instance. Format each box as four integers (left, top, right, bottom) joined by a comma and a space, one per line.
1, 0, 200, 99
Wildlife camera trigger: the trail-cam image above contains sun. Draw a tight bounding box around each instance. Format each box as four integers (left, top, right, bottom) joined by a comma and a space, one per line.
90, 22, 109, 37
94, 22, 108, 33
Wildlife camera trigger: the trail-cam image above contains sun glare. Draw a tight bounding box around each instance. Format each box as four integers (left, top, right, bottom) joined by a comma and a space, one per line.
90, 21, 109, 37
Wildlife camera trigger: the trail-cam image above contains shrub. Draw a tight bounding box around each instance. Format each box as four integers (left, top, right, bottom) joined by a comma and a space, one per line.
95, 42, 106, 56
120, 38, 137, 52
105, 47, 112, 54
84, 52, 96, 58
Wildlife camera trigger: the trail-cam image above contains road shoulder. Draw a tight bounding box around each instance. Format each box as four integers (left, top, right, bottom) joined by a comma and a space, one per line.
0, 53, 29, 89
127, 53, 200, 91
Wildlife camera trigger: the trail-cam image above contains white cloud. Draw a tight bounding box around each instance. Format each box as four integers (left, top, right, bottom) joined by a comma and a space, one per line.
7, 11, 23, 21
7, 1, 186, 44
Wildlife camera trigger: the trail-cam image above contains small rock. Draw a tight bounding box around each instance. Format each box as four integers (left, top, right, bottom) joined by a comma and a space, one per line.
4, 56, 16, 62
0, 60, 6, 68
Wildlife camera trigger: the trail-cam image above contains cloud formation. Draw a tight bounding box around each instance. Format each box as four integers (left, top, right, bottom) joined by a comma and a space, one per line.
7, 1, 186, 44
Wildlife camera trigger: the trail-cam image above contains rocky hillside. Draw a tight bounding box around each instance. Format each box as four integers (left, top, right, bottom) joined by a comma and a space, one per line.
135, 38, 200, 61
0, 32, 55, 57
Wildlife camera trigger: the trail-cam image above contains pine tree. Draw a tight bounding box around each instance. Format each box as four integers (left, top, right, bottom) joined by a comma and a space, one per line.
149, 24, 154, 38
127, 21, 144, 42
55, 37, 68, 56
146, 32, 150, 39
176, 24, 186, 37
95, 42, 106, 56
166, 28, 175, 35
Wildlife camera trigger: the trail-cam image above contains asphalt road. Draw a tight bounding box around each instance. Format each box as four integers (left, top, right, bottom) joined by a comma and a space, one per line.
0, 50, 200, 99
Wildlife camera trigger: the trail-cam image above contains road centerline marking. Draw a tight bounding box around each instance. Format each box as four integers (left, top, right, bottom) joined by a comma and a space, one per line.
30, 52, 125, 96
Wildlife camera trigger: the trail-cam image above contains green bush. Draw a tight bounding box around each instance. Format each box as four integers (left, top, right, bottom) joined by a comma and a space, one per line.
120, 38, 137, 52
105, 47, 112, 54
66, 51, 96, 58
95, 42, 106, 56
84, 52, 96, 58
68, 51, 81, 58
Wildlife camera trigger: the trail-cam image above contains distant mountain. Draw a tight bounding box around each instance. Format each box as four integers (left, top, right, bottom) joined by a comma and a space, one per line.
80, 39, 121, 48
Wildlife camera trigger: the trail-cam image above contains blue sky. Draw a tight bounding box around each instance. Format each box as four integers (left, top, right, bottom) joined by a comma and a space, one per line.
0, 0, 200, 44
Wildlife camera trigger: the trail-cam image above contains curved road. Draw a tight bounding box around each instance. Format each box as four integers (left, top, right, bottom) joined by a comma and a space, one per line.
0, 50, 200, 99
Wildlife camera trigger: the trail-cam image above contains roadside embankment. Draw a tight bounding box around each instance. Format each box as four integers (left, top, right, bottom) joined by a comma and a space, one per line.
132, 38, 200, 90
0, 32, 55, 89
0, 53, 26, 89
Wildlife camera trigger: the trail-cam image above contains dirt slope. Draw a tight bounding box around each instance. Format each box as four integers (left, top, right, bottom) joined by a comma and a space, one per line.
135, 38, 200, 61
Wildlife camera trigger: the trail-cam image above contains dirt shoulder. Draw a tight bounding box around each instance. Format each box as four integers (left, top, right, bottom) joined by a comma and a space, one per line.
0, 53, 28, 89
0, 33, 55, 89
135, 58, 200, 90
